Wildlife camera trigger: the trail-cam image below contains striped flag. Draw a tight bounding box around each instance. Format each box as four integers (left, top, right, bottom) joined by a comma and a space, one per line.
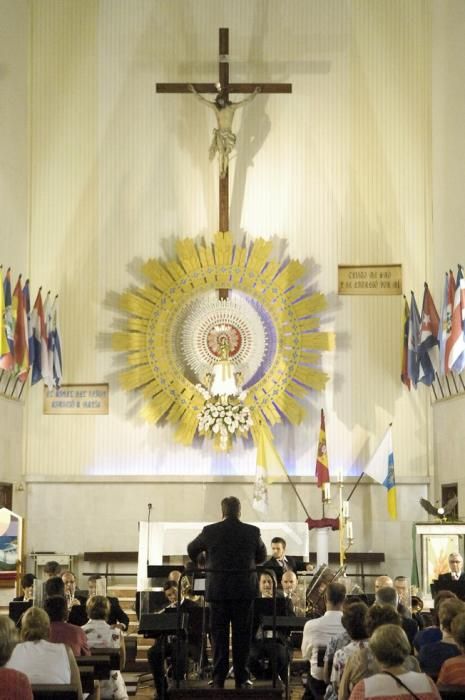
315, 409, 329, 488
439, 271, 455, 375
12, 276, 29, 381
448, 265, 465, 373
31, 289, 52, 386
365, 426, 397, 520
0, 268, 14, 370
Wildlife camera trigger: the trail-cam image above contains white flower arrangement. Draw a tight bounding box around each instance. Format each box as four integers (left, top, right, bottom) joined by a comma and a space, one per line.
195, 384, 253, 451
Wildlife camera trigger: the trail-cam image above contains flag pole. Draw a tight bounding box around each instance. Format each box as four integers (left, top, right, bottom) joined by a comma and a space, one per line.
345, 471, 365, 503
282, 471, 311, 520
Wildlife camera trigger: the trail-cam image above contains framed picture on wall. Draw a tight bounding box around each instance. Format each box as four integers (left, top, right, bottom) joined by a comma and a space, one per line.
0, 508, 23, 584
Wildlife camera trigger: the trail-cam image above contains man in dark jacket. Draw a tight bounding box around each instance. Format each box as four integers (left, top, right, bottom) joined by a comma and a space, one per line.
187, 496, 267, 688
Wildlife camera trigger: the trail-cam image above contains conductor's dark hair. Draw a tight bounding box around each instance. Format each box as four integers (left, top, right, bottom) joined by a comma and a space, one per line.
326, 582, 346, 607
45, 576, 65, 597
221, 496, 241, 518
271, 537, 286, 548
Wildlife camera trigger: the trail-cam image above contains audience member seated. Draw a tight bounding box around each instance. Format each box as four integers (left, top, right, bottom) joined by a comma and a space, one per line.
375, 586, 418, 648
87, 575, 130, 630
262, 537, 296, 583
301, 581, 346, 700
147, 580, 200, 699
338, 604, 420, 700
5, 606, 83, 699
437, 611, 465, 686
418, 598, 464, 678
13, 573, 36, 602
249, 569, 294, 684
326, 601, 369, 700
45, 595, 91, 657
82, 595, 128, 700
43, 560, 62, 578
348, 624, 440, 700
0, 616, 33, 700
62, 571, 88, 626
45, 575, 87, 627
414, 590, 458, 653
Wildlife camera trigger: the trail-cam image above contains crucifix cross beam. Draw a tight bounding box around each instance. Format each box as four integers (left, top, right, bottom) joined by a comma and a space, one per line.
156, 27, 292, 237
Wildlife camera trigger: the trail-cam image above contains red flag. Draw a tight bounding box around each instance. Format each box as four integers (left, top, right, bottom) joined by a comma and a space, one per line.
444, 270, 456, 373
420, 283, 439, 349
315, 409, 329, 488
13, 276, 29, 381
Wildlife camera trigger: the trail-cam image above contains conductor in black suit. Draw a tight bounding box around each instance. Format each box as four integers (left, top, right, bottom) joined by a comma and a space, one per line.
187, 496, 267, 689
437, 552, 465, 583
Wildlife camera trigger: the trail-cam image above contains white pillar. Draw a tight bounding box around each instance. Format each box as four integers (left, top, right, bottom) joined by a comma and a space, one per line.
315, 527, 331, 568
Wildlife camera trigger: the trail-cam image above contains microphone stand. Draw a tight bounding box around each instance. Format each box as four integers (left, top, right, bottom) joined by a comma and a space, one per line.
146, 503, 152, 572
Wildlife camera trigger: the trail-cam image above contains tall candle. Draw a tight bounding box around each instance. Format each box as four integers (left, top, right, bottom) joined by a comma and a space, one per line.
323, 482, 331, 501
342, 500, 350, 518
346, 520, 353, 539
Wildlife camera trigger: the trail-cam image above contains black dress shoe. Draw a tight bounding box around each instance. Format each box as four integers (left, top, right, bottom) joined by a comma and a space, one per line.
235, 680, 253, 689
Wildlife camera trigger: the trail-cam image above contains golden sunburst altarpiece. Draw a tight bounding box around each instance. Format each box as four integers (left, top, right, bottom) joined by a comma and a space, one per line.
112, 232, 334, 447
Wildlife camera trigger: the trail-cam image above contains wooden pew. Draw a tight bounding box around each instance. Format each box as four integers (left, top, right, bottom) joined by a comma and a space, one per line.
32, 685, 78, 700
77, 654, 111, 680
78, 665, 95, 694
90, 646, 121, 670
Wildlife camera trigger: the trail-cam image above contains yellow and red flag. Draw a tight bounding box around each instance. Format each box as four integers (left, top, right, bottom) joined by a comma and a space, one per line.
315, 409, 329, 488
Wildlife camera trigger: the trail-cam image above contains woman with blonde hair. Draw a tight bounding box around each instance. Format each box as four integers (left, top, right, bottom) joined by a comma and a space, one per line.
6, 606, 82, 699
349, 625, 440, 699
0, 615, 33, 700
82, 595, 128, 699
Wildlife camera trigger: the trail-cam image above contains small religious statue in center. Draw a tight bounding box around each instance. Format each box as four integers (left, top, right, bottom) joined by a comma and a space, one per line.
205, 334, 243, 397
188, 85, 261, 178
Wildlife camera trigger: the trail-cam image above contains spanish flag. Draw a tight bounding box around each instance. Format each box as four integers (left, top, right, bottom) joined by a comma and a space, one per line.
315, 409, 329, 488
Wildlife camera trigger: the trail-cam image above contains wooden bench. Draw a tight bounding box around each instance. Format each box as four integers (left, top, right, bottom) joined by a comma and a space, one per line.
32, 685, 79, 700
91, 646, 121, 670
77, 654, 111, 680
78, 665, 95, 694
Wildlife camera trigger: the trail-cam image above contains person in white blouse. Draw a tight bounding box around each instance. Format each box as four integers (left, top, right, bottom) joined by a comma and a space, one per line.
6, 606, 82, 699
82, 595, 128, 700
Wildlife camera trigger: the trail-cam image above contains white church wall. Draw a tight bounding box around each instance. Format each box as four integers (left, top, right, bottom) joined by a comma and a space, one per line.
0, 0, 29, 505
5, 0, 436, 571
431, 0, 465, 510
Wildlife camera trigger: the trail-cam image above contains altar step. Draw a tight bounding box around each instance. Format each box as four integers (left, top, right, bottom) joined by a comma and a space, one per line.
167, 680, 285, 699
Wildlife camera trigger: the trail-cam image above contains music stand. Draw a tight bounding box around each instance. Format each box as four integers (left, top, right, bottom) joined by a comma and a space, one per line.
147, 564, 184, 582
139, 612, 188, 700
431, 579, 465, 601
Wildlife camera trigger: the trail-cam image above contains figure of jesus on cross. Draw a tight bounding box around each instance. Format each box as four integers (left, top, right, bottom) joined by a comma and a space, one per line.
156, 28, 291, 232
188, 85, 261, 178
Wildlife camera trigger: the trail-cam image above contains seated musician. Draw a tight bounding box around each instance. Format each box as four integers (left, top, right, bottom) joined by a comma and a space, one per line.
147, 580, 200, 698
12, 574, 36, 602
262, 537, 296, 584
249, 569, 294, 683
82, 595, 128, 700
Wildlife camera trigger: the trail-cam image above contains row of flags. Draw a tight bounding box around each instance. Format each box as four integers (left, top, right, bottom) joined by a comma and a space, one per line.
0, 266, 62, 389
252, 408, 397, 520
402, 265, 465, 389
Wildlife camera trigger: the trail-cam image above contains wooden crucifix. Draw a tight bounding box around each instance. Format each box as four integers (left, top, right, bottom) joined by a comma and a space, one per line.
156, 27, 292, 235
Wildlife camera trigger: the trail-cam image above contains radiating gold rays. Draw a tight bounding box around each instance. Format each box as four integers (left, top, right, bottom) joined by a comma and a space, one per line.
112, 232, 334, 446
